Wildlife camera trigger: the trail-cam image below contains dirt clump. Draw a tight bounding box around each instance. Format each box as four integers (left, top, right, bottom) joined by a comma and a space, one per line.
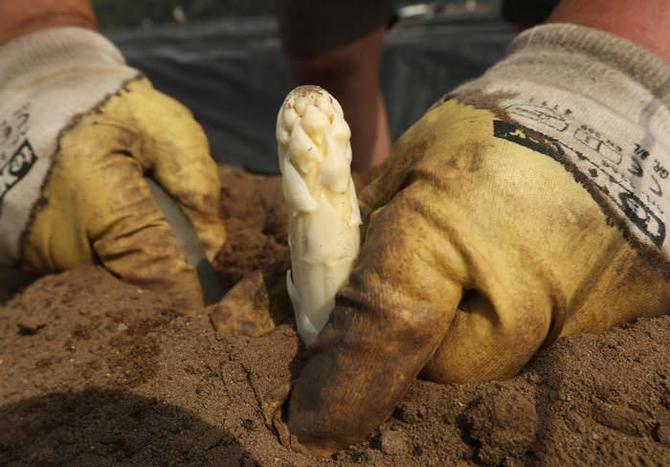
460, 381, 537, 465
214, 165, 288, 291
1, 165, 669, 466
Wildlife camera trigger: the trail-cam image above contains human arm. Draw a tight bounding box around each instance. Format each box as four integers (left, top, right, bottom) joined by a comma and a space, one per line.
278, 0, 394, 172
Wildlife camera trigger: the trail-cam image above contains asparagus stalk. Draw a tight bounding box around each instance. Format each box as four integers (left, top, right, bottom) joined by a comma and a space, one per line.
276, 86, 361, 346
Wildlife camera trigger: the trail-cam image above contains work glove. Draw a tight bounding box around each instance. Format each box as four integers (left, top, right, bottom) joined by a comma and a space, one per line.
264, 24, 670, 454
0, 27, 225, 310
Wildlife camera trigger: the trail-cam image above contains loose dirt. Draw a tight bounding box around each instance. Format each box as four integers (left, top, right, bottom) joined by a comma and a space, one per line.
1, 166, 669, 466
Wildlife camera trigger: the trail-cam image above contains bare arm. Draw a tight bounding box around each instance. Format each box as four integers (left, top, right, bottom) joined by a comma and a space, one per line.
0, 0, 98, 44
548, 0, 670, 63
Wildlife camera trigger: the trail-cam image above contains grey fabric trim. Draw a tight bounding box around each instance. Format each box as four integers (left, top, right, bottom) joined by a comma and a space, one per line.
509, 24, 670, 110
0, 26, 126, 87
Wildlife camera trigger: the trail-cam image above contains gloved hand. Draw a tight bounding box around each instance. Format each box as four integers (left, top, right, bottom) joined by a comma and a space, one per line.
278, 24, 670, 454
0, 26, 225, 310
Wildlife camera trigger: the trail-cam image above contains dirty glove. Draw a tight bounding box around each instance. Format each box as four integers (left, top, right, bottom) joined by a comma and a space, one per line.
283, 24, 670, 454
0, 27, 225, 309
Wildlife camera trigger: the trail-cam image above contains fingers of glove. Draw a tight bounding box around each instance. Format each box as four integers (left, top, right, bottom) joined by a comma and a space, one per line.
422, 291, 553, 384
84, 154, 204, 312
287, 184, 463, 452
125, 81, 225, 261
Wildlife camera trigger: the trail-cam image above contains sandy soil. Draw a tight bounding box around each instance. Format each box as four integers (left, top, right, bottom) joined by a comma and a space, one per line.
1, 166, 669, 466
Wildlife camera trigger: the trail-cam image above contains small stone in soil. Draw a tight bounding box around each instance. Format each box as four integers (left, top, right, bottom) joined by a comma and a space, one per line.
379, 429, 408, 455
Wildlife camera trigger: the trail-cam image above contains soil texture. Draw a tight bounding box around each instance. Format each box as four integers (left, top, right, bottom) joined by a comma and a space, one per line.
1, 166, 669, 466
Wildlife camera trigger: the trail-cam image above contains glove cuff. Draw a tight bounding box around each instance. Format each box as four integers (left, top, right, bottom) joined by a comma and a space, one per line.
508, 23, 670, 110
0, 26, 126, 87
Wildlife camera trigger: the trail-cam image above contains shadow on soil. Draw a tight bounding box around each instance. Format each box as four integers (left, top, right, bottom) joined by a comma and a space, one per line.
0, 388, 256, 466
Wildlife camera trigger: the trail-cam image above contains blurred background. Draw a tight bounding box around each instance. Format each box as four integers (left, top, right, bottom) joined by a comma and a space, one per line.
95, 0, 515, 173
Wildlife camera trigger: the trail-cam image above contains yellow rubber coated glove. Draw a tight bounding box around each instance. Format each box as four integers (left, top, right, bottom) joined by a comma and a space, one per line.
281, 24, 670, 454
0, 27, 224, 310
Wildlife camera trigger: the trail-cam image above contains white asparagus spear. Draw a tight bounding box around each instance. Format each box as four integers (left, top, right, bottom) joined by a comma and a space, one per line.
276, 86, 361, 347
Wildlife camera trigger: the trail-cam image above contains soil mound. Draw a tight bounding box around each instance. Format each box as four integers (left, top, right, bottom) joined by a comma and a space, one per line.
1, 166, 669, 466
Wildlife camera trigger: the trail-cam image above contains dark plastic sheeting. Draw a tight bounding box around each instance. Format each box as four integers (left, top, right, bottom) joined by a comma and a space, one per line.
110, 15, 515, 174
